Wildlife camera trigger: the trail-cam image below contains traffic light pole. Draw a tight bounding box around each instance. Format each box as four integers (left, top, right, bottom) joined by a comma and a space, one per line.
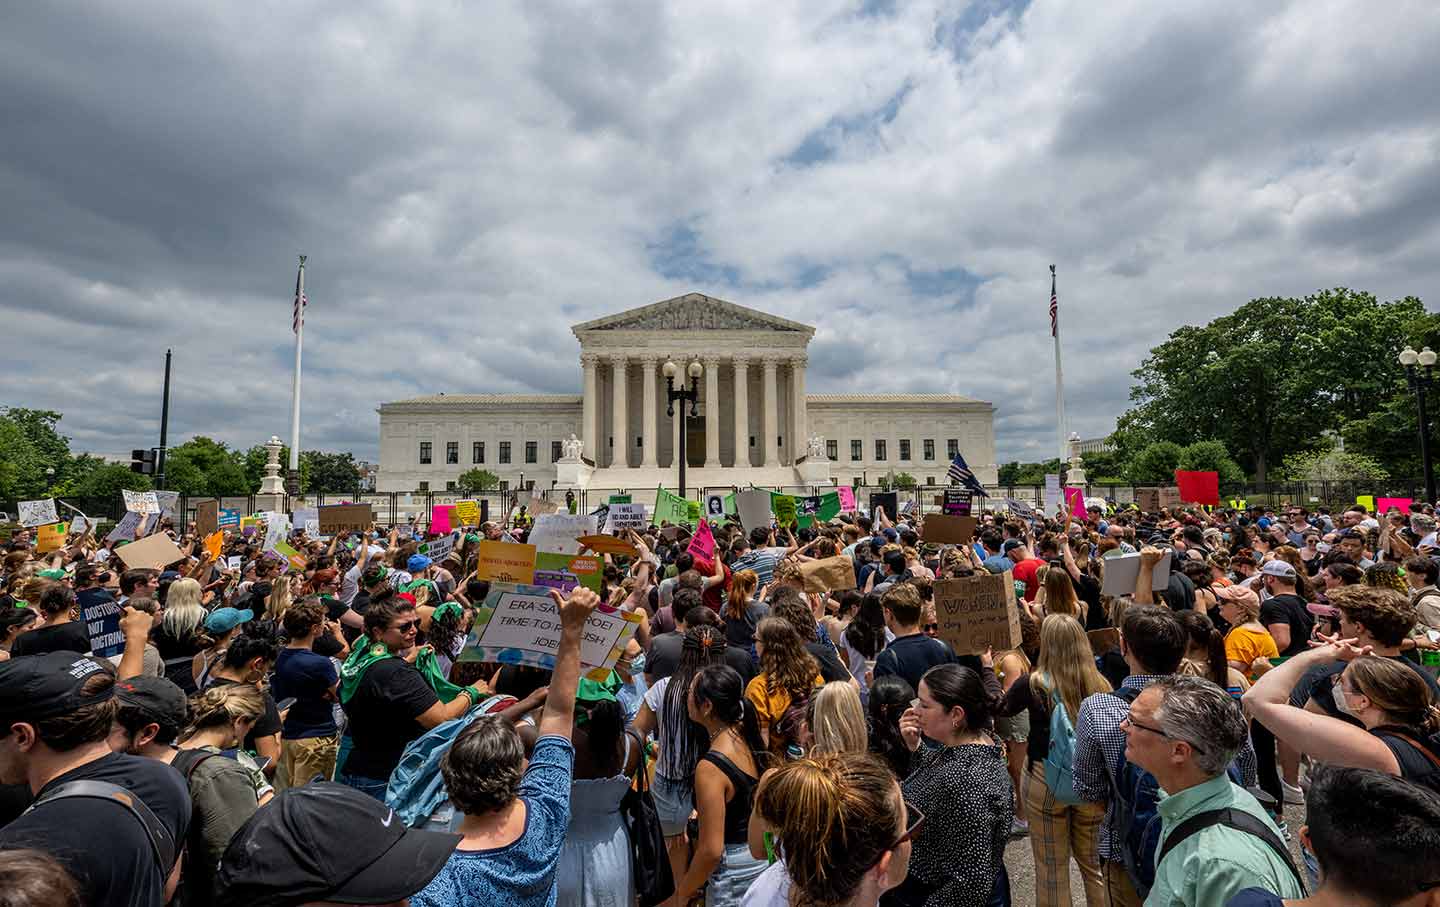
157, 349, 172, 490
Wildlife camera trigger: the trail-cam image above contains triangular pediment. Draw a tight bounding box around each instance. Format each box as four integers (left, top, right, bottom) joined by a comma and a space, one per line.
572, 293, 813, 335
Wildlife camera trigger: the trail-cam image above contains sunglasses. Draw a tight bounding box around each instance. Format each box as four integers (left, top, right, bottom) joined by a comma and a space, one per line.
390, 619, 419, 634
888, 801, 926, 851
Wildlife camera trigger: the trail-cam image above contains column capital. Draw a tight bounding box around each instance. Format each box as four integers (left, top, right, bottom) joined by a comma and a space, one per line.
761, 355, 780, 371
607, 352, 629, 366
637, 354, 661, 370
731, 353, 751, 368
788, 354, 808, 368
700, 354, 723, 368
581, 352, 601, 367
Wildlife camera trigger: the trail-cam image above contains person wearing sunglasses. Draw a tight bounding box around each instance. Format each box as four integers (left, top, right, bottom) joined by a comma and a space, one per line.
744, 752, 915, 907
335, 598, 482, 800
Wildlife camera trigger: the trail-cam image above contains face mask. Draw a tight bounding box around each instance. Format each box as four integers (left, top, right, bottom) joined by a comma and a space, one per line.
629, 654, 646, 675
1334, 680, 1360, 716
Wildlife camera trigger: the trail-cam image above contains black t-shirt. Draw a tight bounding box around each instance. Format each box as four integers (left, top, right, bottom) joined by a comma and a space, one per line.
645, 632, 756, 686
1161, 570, 1197, 613
723, 603, 769, 649
1296, 654, 1440, 719
1259, 593, 1314, 657
1072, 572, 1108, 631
805, 641, 851, 684
11, 621, 91, 658
206, 677, 283, 753
873, 633, 982, 692
340, 657, 439, 780
0, 752, 191, 907
271, 647, 339, 739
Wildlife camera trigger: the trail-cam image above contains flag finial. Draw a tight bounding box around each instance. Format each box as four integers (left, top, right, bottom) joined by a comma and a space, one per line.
1050, 263, 1055, 274
298, 254, 307, 268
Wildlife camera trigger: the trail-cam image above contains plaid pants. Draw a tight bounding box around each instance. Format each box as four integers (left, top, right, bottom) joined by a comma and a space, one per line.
1025, 762, 1107, 907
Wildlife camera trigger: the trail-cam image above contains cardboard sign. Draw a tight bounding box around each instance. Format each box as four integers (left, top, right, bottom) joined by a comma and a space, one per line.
457, 582, 644, 679
195, 501, 219, 537
1135, 488, 1160, 513
837, 486, 857, 511
1157, 487, 1182, 510
772, 495, 797, 528
218, 508, 240, 529
659, 525, 690, 543
799, 555, 857, 594
36, 522, 68, 553
705, 494, 728, 519
68, 515, 93, 538
82, 591, 125, 658
534, 552, 604, 595
204, 531, 223, 560
604, 503, 647, 532
943, 489, 972, 516
576, 534, 640, 558
116, 533, 186, 571
869, 492, 898, 520
430, 505, 455, 535
454, 500, 481, 527
528, 513, 598, 555
18, 498, 58, 528
476, 540, 538, 584
122, 490, 159, 515
1378, 497, 1414, 515
1099, 551, 1173, 596
318, 503, 372, 534
736, 490, 774, 530
1174, 470, 1220, 506
921, 514, 977, 545
934, 570, 1022, 657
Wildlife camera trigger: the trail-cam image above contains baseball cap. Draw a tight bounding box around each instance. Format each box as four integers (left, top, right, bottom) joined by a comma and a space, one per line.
204, 607, 254, 634
115, 675, 189, 728
1260, 560, 1298, 579
0, 653, 113, 725
1001, 539, 1024, 555
1213, 584, 1261, 610
407, 554, 433, 573
215, 781, 460, 907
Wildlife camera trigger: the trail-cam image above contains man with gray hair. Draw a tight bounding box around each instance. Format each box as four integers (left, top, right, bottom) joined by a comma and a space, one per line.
1121, 675, 1304, 907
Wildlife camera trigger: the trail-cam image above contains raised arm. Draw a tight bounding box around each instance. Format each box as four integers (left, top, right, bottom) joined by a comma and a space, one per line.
538, 586, 602, 740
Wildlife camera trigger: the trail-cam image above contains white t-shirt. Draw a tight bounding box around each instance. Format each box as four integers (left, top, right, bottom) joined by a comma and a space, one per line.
741, 860, 789, 907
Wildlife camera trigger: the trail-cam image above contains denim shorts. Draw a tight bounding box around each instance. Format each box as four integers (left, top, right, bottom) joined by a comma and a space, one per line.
651, 773, 694, 836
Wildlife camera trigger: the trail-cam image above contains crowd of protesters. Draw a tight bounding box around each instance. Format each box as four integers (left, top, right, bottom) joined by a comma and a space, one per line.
1, 494, 1440, 907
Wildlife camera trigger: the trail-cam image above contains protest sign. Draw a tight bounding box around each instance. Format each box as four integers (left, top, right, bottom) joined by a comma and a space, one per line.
837, 486, 857, 511
576, 534, 640, 558
771, 494, 798, 528
153, 491, 179, 517
204, 531, 223, 560
117, 533, 186, 571
108, 511, 144, 543
1005, 498, 1036, 519
943, 489, 973, 516
869, 492, 898, 520
1378, 497, 1414, 515
262, 512, 289, 553
528, 513, 598, 555
1157, 487, 1183, 510
430, 505, 455, 535
218, 508, 240, 529
239, 516, 259, 538
736, 490, 773, 530
69, 515, 93, 537
1135, 488, 1160, 513
318, 503, 372, 534
226, 555, 243, 570
418, 531, 459, 562
687, 520, 716, 563
36, 523, 68, 553
530, 500, 560, 516
453, 500, 481, 527
604, 504, 647, 533
82, 590, 125, 659
658, 525, 689, 543
933, 570, 1021, 657
1064, 487, 1085, 518
654, 487, 700, 527
921, 515, 977, 545
196, 500, 219, 537
534, 553, 604, 595
271, 540, 308, 572
122, 490, 160, 515
1099, 551, 1173, 596
1043, 475, 1062, 516
799, 555, 857, 594
291, 507, 318, 533
18, 498, 58, 528
476, 541, 538, 584
705, 494, 727, 519
608, 494, 632, 504
1356, 494, 1376, 512
1174, 470, 1220, 506
457, 582, 644, 679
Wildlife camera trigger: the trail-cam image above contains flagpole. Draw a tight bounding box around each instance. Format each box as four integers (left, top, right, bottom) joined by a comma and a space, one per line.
289, 255, 306, 475
1051, 264, 1067, 462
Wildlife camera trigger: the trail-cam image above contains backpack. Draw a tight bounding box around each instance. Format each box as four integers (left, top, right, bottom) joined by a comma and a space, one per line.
1040, 676, 1083, 804
1374, 728, 1440, 794
25, 779, 176, 876
170, 748, 221, 907
385, 694, 514, 828
1155, 807, 1305, 897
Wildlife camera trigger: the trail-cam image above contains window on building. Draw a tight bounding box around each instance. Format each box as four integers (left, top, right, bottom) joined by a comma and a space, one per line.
446, 481, 456, 491
926, 476, 935, 485
551, 441, 562, 462
472, 441, 484, 464
778, 436, 784, 450
636, 436, 643, 448
851, 440, 862, 461
947, 439, 959, 459
525, 441, 537, 464
923, 439, 935, 461
499, 442, 511, 464
446, 442, 458, 464
826, 440, 838, 461
750, 435, 756, 448
875, 440, 887, 461
417, 481, 429, 492
899, 439, 911, 461
419, 442, 432, 465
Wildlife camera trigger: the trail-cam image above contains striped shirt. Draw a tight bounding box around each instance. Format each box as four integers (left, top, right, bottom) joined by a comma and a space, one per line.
730, 547, 787, 588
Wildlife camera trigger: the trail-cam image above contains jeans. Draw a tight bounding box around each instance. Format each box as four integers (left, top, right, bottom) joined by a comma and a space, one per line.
336, 772, 389, 802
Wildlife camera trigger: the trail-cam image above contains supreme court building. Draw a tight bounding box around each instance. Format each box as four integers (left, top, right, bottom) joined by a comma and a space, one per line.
376, 293, 997, 494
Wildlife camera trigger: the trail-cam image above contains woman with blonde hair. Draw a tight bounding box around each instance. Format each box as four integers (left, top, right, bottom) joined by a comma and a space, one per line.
155, 577, 211, 693
807, 680, 868, 756
746, 618, 823, 757
1037, 567, 1084, 624
992, 614, 1112, 907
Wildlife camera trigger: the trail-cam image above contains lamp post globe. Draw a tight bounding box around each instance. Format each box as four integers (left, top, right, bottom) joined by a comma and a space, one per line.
1421, 347, 1438, 368
1401, 347, 1420, 367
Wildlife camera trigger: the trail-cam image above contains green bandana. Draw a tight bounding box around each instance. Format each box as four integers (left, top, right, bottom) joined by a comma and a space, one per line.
38, 569, 66, 579
339, 642, 392, 704
431, 601, 463, 624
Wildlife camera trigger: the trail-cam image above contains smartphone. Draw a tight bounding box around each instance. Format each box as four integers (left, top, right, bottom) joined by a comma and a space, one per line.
274, 697, 298, 712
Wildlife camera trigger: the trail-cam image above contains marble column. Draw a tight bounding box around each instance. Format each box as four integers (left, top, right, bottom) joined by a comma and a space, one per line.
581, 353, 599, 462
791, 355, 807, 463
762, 356, 778, 468
641, 357, 658, 468
610, 355, 628, 468
732, 356, 750, 468
703, 356, 721, 468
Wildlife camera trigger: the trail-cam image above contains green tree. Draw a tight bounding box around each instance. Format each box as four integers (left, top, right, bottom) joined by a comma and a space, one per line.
1176, 440, 1246, 484
1280, 447, 1390, 483
62, 462, 154, 499
890, 472, 917, 490
1128, 441, 1184, 484
241, 442, 311, 493
300, 450, 361, 493
1079, 448, 1126, 483
458, 468, 500, 493
0, 407, 75, 499
163, 437, 249, 496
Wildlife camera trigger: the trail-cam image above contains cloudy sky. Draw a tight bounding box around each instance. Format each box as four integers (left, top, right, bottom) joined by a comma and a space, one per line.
5, 1, 1438, 466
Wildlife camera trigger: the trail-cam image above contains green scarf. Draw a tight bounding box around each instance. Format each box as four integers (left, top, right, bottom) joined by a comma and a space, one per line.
339, 640, 475, 705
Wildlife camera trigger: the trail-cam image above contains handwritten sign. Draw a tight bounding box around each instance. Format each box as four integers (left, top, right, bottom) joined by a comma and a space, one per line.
687, 519, 717, 563
116, 533, 186, 571
604, 503, 647, 532
771, 495, 797, 528
528, 513, 598, 555
194, 500, 219, 537
921, 515, 977, 545
799, 555, 857, 594
418, 531, 459, 562
318, 503, 372, 534
153, 491, 179, 517
68, 515, 94, 537
108, 511, 144, 543
122, 490, 160, 515
36, 522, 68, 553
838, 486, 857, 511
1157, 487, 1183, 510
18, 499, 59, 528
476, 540, 537, 584
457, 582, 643, 679
575, 534, 639, 558
454, 500, 481, 527
933, 570, 1021, 657
82, 592, 125, 658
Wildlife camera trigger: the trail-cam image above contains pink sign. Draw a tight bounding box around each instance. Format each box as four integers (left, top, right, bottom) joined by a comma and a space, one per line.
838, 486, 857, 511
687, 519, 716, 564
430, 504, 455, 535
1377, 497, 1414, 516
1063, 486, 1085, 518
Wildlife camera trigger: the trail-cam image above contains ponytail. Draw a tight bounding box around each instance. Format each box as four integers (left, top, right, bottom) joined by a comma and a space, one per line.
1205, 628, 1228, 689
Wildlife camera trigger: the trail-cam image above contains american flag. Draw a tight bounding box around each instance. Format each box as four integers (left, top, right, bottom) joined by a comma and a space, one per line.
292, 287, 307, 334
946, 452, 988, 497
1049, 265, 1058, 337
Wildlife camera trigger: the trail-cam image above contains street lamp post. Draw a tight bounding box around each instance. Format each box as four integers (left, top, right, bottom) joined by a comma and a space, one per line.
1399, 346, 1438, 504
663, 359, 703, 497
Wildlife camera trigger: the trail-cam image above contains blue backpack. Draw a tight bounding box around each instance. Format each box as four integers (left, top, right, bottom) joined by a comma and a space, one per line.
1041, 676, 1083, 804
384, 695, 513, 829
